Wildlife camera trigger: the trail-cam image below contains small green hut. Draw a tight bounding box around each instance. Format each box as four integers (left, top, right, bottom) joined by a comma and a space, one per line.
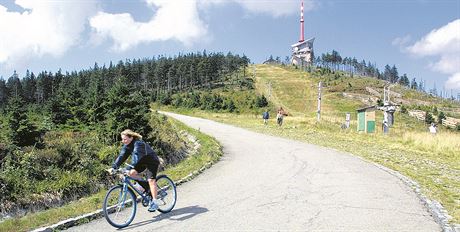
357, 106, 376, 133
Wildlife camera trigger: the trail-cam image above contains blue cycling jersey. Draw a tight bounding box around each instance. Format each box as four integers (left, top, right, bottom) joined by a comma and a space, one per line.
112, 139, 159, 169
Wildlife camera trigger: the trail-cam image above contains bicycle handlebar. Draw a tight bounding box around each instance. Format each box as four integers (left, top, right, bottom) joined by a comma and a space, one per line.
107, 168, 146, 183
107, 168, 128, 175
107, 163, 133, 175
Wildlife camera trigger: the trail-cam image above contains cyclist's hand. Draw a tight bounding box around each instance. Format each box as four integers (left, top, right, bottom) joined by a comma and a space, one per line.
125, 164, 134, 170
107, 168, 116, 174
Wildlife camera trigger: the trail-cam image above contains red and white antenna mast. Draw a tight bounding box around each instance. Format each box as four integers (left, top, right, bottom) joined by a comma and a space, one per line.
299, 0, 305, 42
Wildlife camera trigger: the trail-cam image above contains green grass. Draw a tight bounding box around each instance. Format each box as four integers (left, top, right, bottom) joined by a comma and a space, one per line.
0, 116, 222, 232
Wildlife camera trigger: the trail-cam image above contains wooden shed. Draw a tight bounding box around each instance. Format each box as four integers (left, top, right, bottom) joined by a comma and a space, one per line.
357, 106, 376, 133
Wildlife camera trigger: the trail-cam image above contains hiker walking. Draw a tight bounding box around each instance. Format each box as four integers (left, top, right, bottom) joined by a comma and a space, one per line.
262, 109, 270, 125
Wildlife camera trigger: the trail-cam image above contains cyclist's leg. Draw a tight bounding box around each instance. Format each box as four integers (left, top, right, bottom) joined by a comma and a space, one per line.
144, 157, 160, 200
128, 169, 142, 179
131, 159, 150, 189
148, 179, 157, 199
130, 161, 148, 192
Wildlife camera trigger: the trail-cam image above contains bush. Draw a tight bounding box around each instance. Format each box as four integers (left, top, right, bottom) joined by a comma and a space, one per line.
148, 112, 187, 165
425, 111, 435, 125
171, 95, 183, 107
187, 92, 201, 108
159, 94, 172, 105
0, 143, 8, 166
438, 111, 446, 124
224, 99, 236, 112
97, 145, 118, 165
255, 95, 268, 108
0, 176, 9, 203
400, 105, 407, 114
0, 131, 108, 209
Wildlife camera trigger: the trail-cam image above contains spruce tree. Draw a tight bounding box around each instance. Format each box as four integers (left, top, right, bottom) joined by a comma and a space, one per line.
0, 79, 7, 107
256, 95, 269, 107
104, 76, 152, 142
425, 111, 434, 125
438, 111, 446, 124
7, 95, 39, 146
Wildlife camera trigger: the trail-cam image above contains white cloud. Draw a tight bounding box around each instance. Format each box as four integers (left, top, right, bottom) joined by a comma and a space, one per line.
233, 0, 314, 17
406, 19, 460, 90
90, 0, 208, 52
445, 72, 460, 89
431, 54, 460, 74
407, 19, 460, 56
200, 0, 315, 17
0, 0, 98, 66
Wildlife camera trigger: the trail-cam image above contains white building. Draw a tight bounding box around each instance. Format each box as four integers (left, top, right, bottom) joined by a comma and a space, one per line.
291, 37, 315, 66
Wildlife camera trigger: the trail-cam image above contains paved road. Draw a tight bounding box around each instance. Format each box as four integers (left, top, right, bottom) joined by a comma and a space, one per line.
67, 112, 440, 231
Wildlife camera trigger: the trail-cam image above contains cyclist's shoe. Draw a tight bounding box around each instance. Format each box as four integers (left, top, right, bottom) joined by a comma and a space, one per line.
148, 200, 159, 212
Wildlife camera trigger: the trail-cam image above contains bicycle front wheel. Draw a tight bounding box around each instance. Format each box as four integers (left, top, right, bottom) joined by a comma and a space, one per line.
103, 185, 137, 228
156, 175, 177, 213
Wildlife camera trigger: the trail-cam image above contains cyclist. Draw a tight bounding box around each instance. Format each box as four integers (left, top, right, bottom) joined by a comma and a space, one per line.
108, 129, 161, 212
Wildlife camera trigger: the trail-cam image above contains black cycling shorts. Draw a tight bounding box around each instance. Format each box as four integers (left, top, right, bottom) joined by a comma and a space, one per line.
134, 156, 160, 180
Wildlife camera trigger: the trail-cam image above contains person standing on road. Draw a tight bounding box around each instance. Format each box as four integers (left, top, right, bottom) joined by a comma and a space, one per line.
109, 129, 161, 212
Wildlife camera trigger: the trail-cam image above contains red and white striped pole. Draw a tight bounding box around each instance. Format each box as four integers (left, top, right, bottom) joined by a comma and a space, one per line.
299, 1, 305, 42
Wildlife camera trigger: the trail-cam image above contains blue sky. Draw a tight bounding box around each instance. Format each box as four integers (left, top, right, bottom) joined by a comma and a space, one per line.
0, 0, 459, 95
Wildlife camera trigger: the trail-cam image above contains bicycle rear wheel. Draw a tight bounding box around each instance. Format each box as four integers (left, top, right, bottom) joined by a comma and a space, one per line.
103, 185, 137, 228
156, 175, 177, 213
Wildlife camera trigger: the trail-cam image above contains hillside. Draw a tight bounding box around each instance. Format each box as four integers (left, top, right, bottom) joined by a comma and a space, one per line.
254, 64, 460, 129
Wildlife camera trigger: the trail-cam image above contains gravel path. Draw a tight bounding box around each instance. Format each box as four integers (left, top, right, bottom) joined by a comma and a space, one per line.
66, 112, 440, 231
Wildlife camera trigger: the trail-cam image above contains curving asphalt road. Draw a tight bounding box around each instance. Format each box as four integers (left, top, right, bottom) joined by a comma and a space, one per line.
67, 112, 440, 231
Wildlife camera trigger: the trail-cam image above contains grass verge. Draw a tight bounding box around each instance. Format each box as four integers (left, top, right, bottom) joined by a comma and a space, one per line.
0, 115, 222, 232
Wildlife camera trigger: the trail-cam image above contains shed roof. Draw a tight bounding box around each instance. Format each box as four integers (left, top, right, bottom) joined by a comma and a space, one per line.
356, 105, 376, 112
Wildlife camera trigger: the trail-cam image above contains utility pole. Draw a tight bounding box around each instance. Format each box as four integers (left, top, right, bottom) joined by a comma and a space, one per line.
317, 81, 322, 122
267, 81, 272, 100
383, 84, 391, 105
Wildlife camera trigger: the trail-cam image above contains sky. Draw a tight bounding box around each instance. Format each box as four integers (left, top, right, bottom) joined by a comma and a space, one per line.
0, 0, 459, 96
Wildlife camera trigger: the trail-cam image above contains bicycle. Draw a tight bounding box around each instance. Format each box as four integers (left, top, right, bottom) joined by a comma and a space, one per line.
103, 168, 177, 228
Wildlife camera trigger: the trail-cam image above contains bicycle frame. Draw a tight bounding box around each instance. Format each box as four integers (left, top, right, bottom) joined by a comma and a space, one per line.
120, 173, 151, 202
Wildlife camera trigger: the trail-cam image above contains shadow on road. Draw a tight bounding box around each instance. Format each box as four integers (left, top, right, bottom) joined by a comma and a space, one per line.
119, 205, 208, 230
